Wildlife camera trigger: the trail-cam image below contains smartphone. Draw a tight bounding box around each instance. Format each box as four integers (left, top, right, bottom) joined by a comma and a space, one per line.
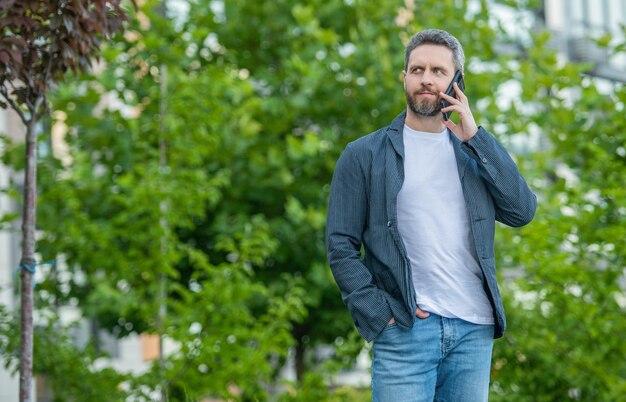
440, 70, 465, 121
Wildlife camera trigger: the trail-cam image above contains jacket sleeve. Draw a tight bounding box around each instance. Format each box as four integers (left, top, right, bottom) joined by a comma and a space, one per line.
325, 143, 394, 340
464, 127, 538, 227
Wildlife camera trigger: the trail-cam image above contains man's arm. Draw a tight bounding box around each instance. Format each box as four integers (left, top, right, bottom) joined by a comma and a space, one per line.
325, 143, 394, 340
464, 128, 537, 227
440, 83, 537, 227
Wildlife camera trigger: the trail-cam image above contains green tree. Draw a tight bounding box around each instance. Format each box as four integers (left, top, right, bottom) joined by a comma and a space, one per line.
0, 2, 131, 400
25, 1, 305, 400
490, 28, 626, 401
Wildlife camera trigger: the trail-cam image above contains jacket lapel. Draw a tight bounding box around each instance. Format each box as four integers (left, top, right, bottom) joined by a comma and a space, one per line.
384, 111, 415, 303
385, 111, 406, 222
386, 111, 406, 158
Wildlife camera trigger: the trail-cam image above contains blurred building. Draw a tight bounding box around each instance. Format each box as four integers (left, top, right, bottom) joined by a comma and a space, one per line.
0, 107, 23, 401
543, 0, 626, 82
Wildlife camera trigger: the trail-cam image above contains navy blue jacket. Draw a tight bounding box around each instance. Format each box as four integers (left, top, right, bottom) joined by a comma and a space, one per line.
326, 111, 537, 342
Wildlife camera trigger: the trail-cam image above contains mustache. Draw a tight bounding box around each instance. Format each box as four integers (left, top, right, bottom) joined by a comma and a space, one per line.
415, 87, 437, 95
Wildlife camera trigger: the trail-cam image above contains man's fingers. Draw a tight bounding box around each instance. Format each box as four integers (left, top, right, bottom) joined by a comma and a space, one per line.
416, 307, 430, 319
439, 92, 459, 104
453, 82, 467, 101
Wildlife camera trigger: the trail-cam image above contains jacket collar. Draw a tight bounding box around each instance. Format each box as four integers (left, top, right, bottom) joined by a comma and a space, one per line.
385, 110, 407, 158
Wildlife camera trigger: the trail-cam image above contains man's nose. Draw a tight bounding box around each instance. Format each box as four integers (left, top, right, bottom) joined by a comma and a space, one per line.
421, 70, 434, 85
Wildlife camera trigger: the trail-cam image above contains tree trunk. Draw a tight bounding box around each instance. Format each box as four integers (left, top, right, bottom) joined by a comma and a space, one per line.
293, 324, 306, 381
19, 114, 39, 402
295, 337, 305, 382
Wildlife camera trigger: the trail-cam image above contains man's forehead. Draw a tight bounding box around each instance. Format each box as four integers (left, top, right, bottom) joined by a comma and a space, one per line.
407, 44, 455, 67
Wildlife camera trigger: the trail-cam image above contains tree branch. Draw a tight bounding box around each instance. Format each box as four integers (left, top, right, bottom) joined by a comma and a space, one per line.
0, 85, 28, 125
32, 95, 44, 122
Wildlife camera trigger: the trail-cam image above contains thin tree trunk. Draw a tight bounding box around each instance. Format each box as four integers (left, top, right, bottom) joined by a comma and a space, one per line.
157, 0, 168, 392
158, 61, 168, 401
19, 113, 39, 402
293, 324, 306, 381
295, 337, 305, 382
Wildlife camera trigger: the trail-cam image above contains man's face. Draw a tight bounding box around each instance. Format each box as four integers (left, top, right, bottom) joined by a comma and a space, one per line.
402, 44, 456, 117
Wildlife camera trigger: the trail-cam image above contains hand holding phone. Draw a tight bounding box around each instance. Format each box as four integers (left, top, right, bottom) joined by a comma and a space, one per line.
440, 70, 465, 121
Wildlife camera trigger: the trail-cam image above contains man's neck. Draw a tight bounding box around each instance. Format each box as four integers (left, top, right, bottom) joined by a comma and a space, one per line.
404, 107, 445, 133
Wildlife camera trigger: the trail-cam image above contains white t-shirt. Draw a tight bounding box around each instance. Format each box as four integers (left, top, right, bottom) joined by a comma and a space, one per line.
397, 124, 494, 325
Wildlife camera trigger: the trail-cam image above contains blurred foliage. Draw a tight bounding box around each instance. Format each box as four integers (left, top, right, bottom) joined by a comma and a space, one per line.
278, 371, 371, 402
0, 0, 625, 401
0, 305, 129, 401
490, 28, 626, 402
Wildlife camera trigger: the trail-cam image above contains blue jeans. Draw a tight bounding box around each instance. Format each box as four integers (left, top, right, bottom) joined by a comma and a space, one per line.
372, 314, 494, 402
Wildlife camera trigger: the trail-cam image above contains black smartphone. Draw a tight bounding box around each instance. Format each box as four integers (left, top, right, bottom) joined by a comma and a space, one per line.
440, 70, 465, 121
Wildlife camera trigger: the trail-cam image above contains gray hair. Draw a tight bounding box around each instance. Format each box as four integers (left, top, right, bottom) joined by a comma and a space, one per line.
404, 29, 465, 72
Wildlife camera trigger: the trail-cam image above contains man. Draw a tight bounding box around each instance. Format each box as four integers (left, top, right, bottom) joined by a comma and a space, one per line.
325, 29, 537, 402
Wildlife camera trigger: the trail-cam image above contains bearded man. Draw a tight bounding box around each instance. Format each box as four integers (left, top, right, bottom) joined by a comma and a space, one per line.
325, 28, 537, 402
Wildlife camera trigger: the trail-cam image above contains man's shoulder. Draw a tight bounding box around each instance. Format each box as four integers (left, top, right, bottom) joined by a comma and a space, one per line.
348, 127, 388, 150
346, 111, 405, 151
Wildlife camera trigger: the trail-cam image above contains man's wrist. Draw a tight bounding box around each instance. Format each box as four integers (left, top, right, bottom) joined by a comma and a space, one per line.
464, 126, 478, 141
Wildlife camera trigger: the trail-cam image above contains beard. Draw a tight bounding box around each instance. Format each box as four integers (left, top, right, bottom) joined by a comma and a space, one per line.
405, 88, 441, 117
